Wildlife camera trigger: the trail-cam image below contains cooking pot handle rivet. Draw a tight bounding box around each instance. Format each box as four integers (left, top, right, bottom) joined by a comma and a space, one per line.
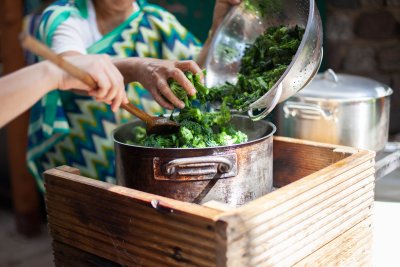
218, 163, 230, 173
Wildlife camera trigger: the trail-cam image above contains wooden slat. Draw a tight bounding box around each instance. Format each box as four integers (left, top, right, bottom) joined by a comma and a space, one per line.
249, 175, 374, 259
229, 150, 374, 221
53, 241, 120, 266
254, 189, 374, 265
44, 169, 221, 267
47, 212, 217, 264
294, 217, 373, 266
315, 229, 372, 266
50, 225, 208, 267
44, 168, 222, 220
273, 136, 358, 186
218, 157, 374, 232
222, 171, 374, 265
202, 200, 233, 212
247, 169, 374, 241
56, 165, 81, 175
46, 207, 217, 262
220, 151, 374, 266
45, 187, 217, 241
271, 196, 373, 266
49, 221, 214, 266
316, 229, 372, 266
52, 231, 169, 267
45, 191, 219, 261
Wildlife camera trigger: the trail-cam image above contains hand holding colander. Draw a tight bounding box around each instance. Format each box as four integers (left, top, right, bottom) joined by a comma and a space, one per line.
205, 0, 323, 120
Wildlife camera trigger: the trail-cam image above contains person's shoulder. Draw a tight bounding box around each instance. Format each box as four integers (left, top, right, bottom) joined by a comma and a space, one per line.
39, 0, 87, 45
141, 2, 178, 21
41, 0, 84, 20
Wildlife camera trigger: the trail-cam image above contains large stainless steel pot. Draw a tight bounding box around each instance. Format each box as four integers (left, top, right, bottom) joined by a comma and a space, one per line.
113, 116, 276, 207
277, 69, 393, 151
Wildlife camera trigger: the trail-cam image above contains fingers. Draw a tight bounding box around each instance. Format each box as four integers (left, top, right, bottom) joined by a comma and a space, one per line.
156, 77, 185, 109
106, 59, 127, 112
149, 88, 175, 110
62, 54, 128, 112
134, 58, 201, 109
168, 68, 197, 96
111, 89, 123, 112
175, 60, 202, 75
87, 55, 127, 112
88, 70, 111, 99
175, 60, 204, 83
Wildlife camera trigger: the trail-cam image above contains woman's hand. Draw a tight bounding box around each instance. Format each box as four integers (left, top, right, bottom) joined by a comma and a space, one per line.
114, 58, 203, 110
211, 0, 241, 34
57, 54, 128, 112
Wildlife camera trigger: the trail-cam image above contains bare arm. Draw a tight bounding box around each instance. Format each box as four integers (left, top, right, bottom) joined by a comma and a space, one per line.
0, 61, 57, 127
0, 55, 127, 128
59, 50, 202, 109
196, 0, 241, 67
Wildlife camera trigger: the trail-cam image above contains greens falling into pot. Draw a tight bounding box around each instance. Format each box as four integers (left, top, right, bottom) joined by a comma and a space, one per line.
128, 25, 304, 148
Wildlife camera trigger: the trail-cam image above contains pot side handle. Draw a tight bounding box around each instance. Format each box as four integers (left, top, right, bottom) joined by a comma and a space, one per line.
164, 156, 232, 175
153, 154, 238, 181
283, 101, 333, 120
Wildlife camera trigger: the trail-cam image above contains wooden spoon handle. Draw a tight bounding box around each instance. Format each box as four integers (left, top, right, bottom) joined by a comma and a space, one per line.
19, 32, 154, 123
121, 102, 153, 122
20, 32, 97, 88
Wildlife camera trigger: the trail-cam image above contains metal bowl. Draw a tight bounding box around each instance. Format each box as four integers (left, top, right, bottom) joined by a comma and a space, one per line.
205, 0, 323, 120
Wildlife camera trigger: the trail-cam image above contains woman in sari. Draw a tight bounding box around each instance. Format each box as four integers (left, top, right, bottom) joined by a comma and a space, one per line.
28, 0, 240, 190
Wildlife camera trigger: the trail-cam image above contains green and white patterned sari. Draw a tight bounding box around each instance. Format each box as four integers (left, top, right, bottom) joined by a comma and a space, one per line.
28, 0, 202, 191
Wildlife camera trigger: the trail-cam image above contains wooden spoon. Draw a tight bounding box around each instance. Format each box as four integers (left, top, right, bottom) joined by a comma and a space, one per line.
20, 33, 180, 135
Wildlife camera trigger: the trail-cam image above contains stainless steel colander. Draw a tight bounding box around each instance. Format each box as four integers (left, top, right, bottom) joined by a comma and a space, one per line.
205, 0, 323, 120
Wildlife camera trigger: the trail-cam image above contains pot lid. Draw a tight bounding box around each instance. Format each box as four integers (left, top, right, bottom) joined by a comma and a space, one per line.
296, 69, 393, 101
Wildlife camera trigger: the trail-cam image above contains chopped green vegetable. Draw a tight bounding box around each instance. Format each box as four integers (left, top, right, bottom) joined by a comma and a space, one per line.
128, 25, 303, 148
244, 0, 283, 18
130, 72, 246, 148
209, 25, 304, 111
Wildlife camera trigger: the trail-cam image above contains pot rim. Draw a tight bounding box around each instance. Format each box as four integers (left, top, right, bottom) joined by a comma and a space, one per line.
113, 115, 276, 151
292, 91, 392, 103
296, 71, 394, 102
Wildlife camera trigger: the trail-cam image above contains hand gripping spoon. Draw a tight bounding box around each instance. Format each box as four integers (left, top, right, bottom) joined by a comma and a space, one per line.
20, 33, 180, 135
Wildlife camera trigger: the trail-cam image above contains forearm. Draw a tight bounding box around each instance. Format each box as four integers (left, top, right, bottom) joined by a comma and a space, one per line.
0, 61, 57, 127
196, 36, 213, 68
112, 57, 144, 83
197, 0, 241, 67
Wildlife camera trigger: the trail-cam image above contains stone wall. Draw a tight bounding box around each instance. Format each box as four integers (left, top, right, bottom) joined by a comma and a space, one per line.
326, 0, 400, 133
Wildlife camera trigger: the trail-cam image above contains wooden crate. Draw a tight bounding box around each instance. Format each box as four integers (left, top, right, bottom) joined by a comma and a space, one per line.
44, 136, 375, 267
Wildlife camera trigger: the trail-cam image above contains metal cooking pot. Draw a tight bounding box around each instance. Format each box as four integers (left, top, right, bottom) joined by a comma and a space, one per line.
113, 116, 276, 207
277, 69, 393, 151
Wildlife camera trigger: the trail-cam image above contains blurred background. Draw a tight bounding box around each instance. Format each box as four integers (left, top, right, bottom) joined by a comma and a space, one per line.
0, 0, 398, 266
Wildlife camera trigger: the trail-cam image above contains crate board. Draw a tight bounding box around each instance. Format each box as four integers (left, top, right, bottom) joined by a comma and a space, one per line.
44, 136, 375, 266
